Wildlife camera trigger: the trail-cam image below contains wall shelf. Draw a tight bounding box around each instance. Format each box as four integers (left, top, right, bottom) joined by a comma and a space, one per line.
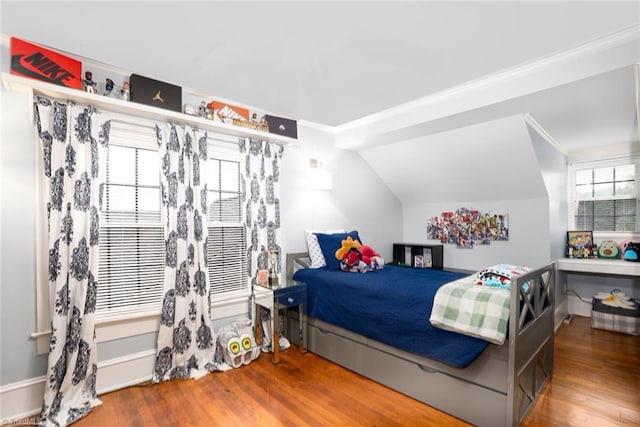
1, 72, 297, 146
557, 258, 640, 277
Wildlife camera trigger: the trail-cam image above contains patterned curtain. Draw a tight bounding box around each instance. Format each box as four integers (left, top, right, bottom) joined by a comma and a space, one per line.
34, 97, 111, 426
240, 138, 284, 284
153, 123, 223, 382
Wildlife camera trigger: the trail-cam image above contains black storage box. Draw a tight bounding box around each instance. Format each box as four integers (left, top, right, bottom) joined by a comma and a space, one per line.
264, 114, 297, 139
129, 74, 182, 112
591, 298, 640, 336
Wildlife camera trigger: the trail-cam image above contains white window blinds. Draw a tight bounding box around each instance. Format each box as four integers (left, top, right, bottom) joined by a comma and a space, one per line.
98, 126, 164, 320
207, 145, 248, 299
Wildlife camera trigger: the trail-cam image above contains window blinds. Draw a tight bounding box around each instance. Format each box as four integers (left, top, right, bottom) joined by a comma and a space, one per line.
207, 156, 247, 298
98, 129, 164, 320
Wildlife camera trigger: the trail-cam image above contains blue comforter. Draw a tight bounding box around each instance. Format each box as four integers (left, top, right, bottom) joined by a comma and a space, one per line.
293, 265, 490, 368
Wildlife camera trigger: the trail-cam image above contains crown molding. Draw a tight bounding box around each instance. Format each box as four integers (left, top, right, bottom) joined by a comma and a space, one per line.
524, 114, 567, 156
335, 25, 640, 150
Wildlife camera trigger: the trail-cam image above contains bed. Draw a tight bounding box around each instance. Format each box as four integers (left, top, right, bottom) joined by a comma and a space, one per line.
285, 252, 555, 427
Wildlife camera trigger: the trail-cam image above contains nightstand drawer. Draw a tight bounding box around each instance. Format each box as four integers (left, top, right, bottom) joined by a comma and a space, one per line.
275, 288, 305, 308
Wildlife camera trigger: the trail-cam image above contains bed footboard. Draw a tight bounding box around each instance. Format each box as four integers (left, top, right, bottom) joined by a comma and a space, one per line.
507, 263, 555, 425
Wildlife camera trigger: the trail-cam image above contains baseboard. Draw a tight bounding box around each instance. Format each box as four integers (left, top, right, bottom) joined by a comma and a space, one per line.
0, 349, 156, 422
0, 375, 46, 423
95, 349, 155, 394
554, 298, 569, 332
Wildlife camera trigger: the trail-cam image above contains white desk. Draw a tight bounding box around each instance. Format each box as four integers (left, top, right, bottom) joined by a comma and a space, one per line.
557, 258, 640, 277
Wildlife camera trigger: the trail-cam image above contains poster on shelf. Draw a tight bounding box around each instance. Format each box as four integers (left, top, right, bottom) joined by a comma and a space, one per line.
10, 37, 82, 89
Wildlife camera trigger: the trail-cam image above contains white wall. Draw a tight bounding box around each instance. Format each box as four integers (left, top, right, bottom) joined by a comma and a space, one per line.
0, 90, 49, 386
358, 115, 548, 205
527, 120, 568, 321
403, 198, 550, 271
0, 88, 403, 398
280, 123, 403, 261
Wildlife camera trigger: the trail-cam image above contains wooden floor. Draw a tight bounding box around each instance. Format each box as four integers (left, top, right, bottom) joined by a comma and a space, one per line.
68, 316, 638, 427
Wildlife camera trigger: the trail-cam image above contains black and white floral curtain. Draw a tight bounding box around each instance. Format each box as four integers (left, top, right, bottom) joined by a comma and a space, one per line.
239, 138, 284, 282
153, 123, 224, 382
34, 97, 110, 426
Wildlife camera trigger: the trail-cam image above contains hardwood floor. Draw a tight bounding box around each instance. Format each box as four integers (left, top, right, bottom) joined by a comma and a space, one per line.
68, 316, 638, 427
522, 316, 639, 427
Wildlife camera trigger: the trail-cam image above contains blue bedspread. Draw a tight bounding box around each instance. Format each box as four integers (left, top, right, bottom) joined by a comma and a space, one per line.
293, 265, 490, 368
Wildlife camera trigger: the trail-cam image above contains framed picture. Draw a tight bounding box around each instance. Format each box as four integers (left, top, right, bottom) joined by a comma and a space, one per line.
566, 230, 594, 258
414, 255, 424, 268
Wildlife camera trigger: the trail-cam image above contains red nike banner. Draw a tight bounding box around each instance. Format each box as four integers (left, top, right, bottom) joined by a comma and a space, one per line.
10, 37, 82, 88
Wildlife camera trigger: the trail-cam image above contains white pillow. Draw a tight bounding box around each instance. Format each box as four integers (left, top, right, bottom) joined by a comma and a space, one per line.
304, 229, 345, 268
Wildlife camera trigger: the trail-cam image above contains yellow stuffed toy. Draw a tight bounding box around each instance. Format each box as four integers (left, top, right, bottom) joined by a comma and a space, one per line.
335, 236, 361, 261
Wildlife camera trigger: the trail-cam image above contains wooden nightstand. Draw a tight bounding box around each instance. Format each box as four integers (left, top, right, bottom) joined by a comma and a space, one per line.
253, 281, 307, 364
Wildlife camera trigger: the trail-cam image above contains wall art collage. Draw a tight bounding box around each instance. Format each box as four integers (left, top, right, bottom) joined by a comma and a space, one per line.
426, 207, 509, 249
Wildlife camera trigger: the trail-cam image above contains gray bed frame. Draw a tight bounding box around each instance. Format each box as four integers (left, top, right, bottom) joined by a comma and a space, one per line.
286, 253, 555, 427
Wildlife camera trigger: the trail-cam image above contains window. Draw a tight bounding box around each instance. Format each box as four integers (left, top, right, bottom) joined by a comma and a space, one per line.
207, 145, 248, 299
97, 126, 249, 323
98, 142, 164, 320
569, 158, 639, 232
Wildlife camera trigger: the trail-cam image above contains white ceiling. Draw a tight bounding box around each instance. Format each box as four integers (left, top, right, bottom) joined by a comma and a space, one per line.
2, 1, 639, 154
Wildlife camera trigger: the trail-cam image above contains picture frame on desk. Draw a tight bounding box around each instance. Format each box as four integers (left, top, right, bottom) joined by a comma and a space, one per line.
566, 230, 596, 258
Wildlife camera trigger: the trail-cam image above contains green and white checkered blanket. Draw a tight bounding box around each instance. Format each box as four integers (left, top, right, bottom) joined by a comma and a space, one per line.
429, 274, 511, 345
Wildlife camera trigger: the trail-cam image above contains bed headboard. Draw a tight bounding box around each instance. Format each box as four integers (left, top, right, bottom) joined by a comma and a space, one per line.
286, 252, 310, 281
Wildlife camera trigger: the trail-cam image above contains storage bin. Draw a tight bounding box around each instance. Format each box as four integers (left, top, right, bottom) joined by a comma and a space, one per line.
591, 298, 640, 336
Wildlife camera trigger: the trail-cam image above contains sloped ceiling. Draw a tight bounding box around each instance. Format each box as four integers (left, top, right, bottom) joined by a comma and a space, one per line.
1, 2, 638, 149
359, 114, 547, 204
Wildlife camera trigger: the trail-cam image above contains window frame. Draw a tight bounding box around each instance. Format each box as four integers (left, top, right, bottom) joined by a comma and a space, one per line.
567, 156, 640, 236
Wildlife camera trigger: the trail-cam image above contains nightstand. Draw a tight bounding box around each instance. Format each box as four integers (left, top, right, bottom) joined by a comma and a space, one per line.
253, 281, 307, 364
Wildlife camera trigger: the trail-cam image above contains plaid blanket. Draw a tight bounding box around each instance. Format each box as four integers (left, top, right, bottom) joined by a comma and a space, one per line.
429, 274, 511, 345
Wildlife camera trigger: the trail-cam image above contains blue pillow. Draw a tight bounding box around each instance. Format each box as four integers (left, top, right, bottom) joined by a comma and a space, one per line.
315, 230, 361, 270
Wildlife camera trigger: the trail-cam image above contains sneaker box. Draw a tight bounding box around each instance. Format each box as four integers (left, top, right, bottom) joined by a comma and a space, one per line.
591, 298, 640, 336
129, 74, 182, 112
208, 101, 250, 124
264, 114, 298, 139
10, 37, 82, 88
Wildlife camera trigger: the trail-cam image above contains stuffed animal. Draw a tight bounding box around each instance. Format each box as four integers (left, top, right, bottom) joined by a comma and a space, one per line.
334, 236, 361, 261
216, 317, 260, 369
597, 240, 620, 259
335, 237, 385, 272
359, 245, 379, 265
623, 242, 640, 262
